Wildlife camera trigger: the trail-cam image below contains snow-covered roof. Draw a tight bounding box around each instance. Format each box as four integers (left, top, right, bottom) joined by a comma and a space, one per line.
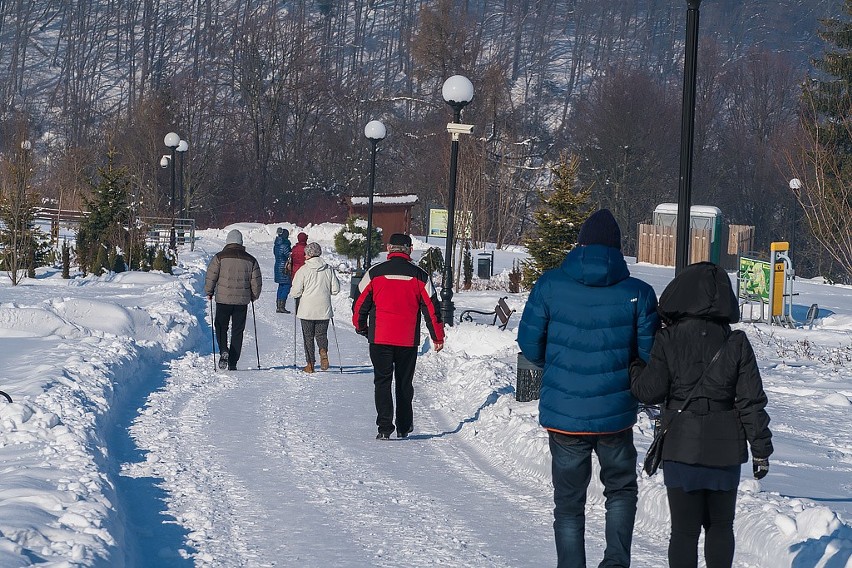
350, 194, 418, 206
653, 203, 721, 217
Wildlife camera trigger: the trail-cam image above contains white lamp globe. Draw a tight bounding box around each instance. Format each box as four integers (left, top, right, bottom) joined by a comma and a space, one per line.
789, 178, 802, 191
177, 139, 189, 152
364, 120, 386, 141
20, 140, 32, 151
160, 156, 170, 168
164, 132, 180, 148
442, 75, 474, 106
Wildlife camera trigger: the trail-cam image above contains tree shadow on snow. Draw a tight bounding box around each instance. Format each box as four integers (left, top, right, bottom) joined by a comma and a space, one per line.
790, 524, 852, 568
408, 385, 514, 440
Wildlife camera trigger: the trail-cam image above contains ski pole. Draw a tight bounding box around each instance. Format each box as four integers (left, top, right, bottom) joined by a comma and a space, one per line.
292, 304, 298, 368
251, 300, 261, 369
209, 296, 216, 371
330, 317, 343, 373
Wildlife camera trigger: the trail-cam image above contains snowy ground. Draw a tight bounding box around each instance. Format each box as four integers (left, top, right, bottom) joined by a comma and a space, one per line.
0, 221, 850, 567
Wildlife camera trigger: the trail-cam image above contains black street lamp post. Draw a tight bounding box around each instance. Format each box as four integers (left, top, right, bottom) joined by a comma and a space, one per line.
364, 120, 386, 270
440, 75, 474, 326
176, 139, 188, 219
164, 132, 180, 253
789, 178, 802, 264
675, 0, 702, 274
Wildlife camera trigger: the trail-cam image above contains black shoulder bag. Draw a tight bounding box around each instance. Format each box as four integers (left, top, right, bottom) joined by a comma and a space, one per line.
643, 335, 730, 476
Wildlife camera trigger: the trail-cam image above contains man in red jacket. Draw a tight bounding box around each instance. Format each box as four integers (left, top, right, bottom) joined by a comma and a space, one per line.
353, 233, 444, 440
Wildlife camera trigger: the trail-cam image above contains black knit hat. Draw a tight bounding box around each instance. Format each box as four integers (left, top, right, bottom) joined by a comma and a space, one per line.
388, 233, 412, 248
577, 209, 622, 250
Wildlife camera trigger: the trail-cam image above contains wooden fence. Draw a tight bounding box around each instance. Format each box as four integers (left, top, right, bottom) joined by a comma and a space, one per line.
722, 224, 755, 268
636, 223, 755, 269
637, 224, 710, 266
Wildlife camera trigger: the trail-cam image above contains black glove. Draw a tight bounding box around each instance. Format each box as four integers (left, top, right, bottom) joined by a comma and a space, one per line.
356, 327, 368, 337
629, 358, 647, 379
753, 457, 769, 480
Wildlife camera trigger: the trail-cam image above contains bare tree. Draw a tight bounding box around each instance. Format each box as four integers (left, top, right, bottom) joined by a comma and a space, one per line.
788, 99, 852, 282
0, 137, 37, 285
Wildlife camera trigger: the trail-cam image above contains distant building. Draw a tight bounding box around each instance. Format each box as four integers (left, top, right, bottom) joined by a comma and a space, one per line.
347, 194, 418, 245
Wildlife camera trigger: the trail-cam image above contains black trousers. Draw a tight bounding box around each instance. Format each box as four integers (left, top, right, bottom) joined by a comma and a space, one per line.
214, 303, 248, 365
369, 344, 417, 436
667, 486, 737, 568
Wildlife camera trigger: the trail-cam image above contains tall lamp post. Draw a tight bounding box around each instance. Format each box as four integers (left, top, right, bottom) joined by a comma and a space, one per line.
163, 131, 180, 253
674, 0, 702, 274
789, 178, 802, 264
363, 120, 386, 270
440, 75, 475, 326
20, 140, 33, 281
176, 139, 188, 219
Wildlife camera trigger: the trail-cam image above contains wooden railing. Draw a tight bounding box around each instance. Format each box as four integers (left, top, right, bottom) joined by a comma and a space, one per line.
33, 208, 196, 250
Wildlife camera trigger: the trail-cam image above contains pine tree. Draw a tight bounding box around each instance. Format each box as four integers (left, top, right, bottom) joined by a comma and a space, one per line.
78, 146, 131, 275
805, 1, 852, 154
61, 240, 70, 279
417, 247, 444, 275
794, 2, 852, 281
333, 216, 383, 269
522, 153, 592, 288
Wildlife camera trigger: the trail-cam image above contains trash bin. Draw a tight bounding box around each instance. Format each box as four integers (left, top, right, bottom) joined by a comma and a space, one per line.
477, 254, 492, 279
516, 352, 543, 402
350, 271, 364, 301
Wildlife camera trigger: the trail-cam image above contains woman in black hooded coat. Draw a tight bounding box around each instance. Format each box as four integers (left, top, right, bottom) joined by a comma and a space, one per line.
630, 262, 773, 568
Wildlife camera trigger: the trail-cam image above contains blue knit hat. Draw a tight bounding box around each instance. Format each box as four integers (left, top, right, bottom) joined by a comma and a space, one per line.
577, 209, 621, 250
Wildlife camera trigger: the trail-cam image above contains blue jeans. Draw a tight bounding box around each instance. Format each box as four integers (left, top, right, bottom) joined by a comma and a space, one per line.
549, 429, 638, 568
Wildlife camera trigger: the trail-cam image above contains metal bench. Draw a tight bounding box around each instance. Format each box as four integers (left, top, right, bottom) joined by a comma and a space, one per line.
459, 296, 515, 330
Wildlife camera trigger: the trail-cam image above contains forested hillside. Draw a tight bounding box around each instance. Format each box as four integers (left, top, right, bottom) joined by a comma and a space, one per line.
0, 0, 842, 272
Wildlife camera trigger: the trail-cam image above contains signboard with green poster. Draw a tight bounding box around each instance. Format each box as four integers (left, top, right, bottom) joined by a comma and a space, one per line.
739, 256, 771, 301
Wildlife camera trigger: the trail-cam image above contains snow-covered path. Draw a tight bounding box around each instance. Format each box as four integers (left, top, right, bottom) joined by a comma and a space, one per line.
128, 279, 564, 566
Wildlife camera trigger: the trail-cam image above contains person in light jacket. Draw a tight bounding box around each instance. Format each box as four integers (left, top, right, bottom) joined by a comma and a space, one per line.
630, 261, 773, 568
204, 229, 262, 371
291, 242, 340, 373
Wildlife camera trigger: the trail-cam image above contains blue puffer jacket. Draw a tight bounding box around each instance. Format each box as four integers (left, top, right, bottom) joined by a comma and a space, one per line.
273, 234, 292, 284
517, 245, 659, 434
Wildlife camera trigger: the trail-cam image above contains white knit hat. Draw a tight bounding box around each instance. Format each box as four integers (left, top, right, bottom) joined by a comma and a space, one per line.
226, 229, 243, 245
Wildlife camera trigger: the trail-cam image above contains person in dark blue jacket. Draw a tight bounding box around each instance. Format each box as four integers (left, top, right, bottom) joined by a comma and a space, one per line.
517, 208, 659, 568
273, 227, 292, 313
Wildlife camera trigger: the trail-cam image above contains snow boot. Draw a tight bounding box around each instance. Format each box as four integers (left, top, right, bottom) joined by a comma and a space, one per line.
218, 349, 229, 370
376, 432, 391, 440
319, 349, 329, 371
302, 362, 315, 374
276, 300, 286, 313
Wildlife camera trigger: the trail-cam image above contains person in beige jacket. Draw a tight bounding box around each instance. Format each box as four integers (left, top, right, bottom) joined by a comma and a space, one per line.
291, 242, 340, 373
204, 229, 262, 370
